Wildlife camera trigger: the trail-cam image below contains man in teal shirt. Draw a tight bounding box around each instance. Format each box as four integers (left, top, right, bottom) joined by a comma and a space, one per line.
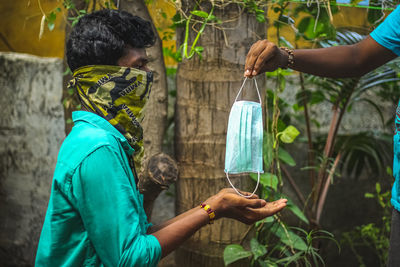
36, 9, 287, 266
244, 5, 400, 266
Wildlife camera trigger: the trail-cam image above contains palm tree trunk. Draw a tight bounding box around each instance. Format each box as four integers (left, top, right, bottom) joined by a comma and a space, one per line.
175, 2, 266, 266
120, 0, 172, 218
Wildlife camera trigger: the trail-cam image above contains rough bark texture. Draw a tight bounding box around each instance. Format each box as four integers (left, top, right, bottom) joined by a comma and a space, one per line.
174, 3, 266, 266
138, 153, 178, 217
0, 52, 65, 266
119, 0, 172, 216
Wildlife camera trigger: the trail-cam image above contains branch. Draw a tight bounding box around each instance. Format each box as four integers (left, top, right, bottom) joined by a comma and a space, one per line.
281, 165, 306, 206
299, 72, 315, 188
316, 152, 341, 224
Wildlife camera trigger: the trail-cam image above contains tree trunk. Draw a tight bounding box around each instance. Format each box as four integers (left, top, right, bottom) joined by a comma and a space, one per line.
175, 3, 266, 266
120, 0, 173, 218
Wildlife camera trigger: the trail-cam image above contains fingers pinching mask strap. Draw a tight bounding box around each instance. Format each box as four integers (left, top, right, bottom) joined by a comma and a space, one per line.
224, 77, 264, 198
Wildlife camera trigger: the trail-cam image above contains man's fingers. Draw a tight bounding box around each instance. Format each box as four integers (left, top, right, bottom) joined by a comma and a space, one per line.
245, 40, 267, 77
253, 45, 277, 75
237, 189, 259, 199
261, 198, 287, 215
244, 40, 279, 77
246, 198, 288, 219
227, 194, 265, 208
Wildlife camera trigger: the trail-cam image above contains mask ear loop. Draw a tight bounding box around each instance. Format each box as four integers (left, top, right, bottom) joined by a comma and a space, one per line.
234, 77, 262, 105
225, 172, 260, 198
226, 77, 262, 198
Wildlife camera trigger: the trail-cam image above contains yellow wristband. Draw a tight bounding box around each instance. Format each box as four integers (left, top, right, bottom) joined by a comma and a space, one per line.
200, 203, 215, 224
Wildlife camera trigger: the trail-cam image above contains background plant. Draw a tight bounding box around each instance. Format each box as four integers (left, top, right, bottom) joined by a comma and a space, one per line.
37, 0, 400, 266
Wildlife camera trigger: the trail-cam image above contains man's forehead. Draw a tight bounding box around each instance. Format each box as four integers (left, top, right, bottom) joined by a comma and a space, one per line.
126, 47, 147, 59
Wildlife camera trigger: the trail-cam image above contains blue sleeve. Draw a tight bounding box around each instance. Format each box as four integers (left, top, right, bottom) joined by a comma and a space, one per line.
370, 6, 400, 56
72, 145, 161, 267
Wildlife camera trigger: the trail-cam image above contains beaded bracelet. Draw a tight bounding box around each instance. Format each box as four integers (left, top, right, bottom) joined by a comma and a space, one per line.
200, 203, 216, 224
280, 47, 294, 69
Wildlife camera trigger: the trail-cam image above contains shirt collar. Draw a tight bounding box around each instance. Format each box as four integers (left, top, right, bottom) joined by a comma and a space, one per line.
72, 111, 135, 156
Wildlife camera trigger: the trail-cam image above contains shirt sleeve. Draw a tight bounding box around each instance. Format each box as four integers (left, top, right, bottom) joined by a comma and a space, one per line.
72, 145, 161, 267
370, 6, 400, 56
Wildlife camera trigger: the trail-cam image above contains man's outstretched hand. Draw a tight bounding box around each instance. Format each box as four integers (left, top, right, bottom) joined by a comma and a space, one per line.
205, 188, 287, 225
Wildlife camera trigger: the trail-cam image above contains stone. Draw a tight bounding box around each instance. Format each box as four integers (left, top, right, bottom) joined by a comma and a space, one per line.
0, 52, 65, 266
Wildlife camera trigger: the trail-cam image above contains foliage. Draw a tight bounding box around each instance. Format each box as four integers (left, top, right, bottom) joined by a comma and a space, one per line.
342, 170, 393, 267
223, 216, 340, 266
224, 1, 399, 266
37, 0, 399, 264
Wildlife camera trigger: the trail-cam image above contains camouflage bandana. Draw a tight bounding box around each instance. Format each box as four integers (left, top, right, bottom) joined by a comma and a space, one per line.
68, 65, 153, 169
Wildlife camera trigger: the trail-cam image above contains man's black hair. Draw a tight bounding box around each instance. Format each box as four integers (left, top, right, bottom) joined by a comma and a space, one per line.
66, 9, 155, 71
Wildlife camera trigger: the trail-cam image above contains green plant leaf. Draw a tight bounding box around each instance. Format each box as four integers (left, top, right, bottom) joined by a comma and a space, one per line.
279, 125, 300, 144
191, 10, 209, 18
297, 16, 312, 33
376, 182, 381, 194
278, 147, 296, 166
251, 173, 278, 191
271, 224, 308, 251
255, 216, 275, 227
256, 13, 266, 22
250, 238, 267, 260
258, 259, 278, 267
364, 193, 374, 198
223, 244, 252, 266
387, 166, 393, 176
286, 198, 309, 224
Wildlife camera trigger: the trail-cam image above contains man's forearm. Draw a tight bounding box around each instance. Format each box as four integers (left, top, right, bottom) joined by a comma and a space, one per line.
151, 207, 209, 258
290, 36, 397, 78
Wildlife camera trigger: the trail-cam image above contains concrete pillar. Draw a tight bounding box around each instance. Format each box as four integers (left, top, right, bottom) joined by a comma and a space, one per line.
0, 52, 65, 266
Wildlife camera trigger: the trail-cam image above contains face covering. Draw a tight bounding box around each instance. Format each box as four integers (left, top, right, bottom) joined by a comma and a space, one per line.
68, 65, 153, 170
224, 77, 263, 198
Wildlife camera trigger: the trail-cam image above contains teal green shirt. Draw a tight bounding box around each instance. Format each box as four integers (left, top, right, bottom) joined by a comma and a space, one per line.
35, 111, 161, 267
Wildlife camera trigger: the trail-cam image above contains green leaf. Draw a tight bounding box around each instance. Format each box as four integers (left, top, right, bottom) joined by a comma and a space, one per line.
295, 89, 312, 105
256, 13, 266, 22
297, 16, 312, 34
286, 198, 309, 224
223, 244, 252, 266
250, 238, 267, 260
279, 125, 300, 144
376, 183, 381, 194
387, 167, 393, 176
278, 147, 296, 166
310, 90, 325, 104
255, 216, 275, 227
271, 224, 308, 251
258, 259, 278, 267
364, 193, 374, 198
251, 173, 278, 191
194, 46, 204, 53
191, 10, 209, 18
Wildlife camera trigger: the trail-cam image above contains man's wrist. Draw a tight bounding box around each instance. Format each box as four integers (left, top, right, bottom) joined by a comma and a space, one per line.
279, 47, 294, 69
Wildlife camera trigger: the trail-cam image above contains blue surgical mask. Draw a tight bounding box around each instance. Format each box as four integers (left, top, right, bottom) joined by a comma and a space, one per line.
225, 78, 263, 198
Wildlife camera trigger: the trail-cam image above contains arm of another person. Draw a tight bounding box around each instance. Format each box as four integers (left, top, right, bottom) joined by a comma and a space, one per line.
73, 145, 287, 265
244, 36, 397, 79
149, 188, 287, 257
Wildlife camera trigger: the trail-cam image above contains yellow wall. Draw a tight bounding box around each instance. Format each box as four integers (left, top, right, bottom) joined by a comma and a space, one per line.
267, 3, 374, 48
0, 1, 382, 62
0, 0, 66, 58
